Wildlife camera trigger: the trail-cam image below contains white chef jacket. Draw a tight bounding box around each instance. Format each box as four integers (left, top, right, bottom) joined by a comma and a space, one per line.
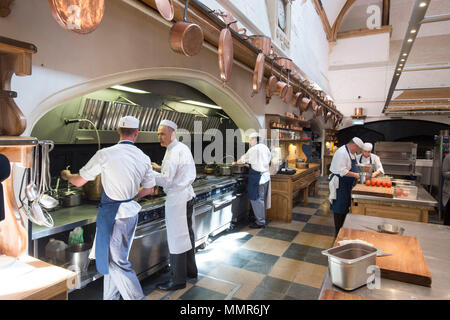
329, 145, 357, 177
79, 141, 155, 219
358, 153, 384, 174
154, 139, 196, 199
240, 143, 272, 184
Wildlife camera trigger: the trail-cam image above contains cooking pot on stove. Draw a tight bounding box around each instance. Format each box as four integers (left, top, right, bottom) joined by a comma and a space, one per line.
204, 164, 216, 175
218, 164, 232, 176
60, 190, 82, 207
231, 164, 248, 174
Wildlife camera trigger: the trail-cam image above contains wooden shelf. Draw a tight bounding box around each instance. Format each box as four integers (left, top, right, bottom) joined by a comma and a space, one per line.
270, 126, 304, 132
266, 114, 311, 128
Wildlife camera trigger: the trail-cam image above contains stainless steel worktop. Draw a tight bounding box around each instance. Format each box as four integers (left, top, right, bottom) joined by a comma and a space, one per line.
319, 214, 450, 300
351, 184, 438, 207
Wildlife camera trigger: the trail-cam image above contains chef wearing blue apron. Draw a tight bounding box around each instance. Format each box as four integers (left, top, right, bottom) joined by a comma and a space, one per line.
358, 142, 384, 178
61, 116, 156, 300
328, 137, 364, 236
233, 132, 272, 228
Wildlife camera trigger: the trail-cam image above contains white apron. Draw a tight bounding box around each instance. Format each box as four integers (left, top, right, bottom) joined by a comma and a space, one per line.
265, 180, 272, 210
165, 189, 192, 255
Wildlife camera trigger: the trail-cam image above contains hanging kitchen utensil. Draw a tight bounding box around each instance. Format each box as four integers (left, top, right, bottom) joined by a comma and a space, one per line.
169, 0, 204, 57
218, 21, 234, 84
214, 10, 238, 32
274, 68, 288, 100
312, 100, 318, 118
326, 111, 332, 122
282, 70, 293, 104
274, 57, 293, 71
292, 90, 304, 109
146, 0, 174, 21
252, 52, 265, 96
265, 58, 278, 104
25, 143, 39, 202
299, 96, 311, 113
48, 0, 105, 34
248, 35, 272, 56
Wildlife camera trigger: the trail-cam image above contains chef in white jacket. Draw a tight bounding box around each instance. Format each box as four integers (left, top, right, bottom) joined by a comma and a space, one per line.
358, 142, 384, 178
152, 119, 198, 291
61, 116, 156, 300
233, 132, 272, 228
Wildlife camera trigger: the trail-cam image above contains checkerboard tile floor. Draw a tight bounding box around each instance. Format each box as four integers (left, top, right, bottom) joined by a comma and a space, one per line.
142, 176, 335, 300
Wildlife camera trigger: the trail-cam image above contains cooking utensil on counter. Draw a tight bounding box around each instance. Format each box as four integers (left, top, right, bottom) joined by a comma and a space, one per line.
377, 223, 405, 235
169, 0, 204, 57
217, 164, 232, 176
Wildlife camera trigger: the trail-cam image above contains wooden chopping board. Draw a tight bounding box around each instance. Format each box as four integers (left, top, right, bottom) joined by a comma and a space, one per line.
320, 289, 369, 300
352, 184, 394, 198
335, 228, 432, 287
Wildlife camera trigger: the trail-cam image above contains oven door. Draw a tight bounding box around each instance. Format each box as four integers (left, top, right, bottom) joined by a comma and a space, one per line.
210, 193, 236, 237
193, 203, 214, 248
129, 218, 169, 280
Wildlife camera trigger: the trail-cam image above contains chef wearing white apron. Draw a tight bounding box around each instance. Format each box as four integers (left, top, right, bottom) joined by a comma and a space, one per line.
233, 132, 272, 228
358, 142, 384, 178
61, 116, 156, 300
152, 119, 197, 291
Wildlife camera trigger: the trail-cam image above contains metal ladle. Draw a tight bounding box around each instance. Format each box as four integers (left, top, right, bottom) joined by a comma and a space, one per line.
25, 144, 39, 202
38, 141, 59, 209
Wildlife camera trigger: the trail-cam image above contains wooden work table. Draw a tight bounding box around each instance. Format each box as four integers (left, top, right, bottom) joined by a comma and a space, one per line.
267, 163, 321, 222
0, 255, 76, 300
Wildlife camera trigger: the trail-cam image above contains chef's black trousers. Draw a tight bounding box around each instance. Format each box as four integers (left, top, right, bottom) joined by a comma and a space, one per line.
444, 200, 450, 226
333, 212, 348, 237
170, 198, 198, 285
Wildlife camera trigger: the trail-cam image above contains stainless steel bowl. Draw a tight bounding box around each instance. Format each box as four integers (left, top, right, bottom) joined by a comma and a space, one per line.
377, 223, 405, 235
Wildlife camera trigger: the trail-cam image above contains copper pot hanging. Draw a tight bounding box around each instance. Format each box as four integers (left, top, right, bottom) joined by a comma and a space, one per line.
218, 21, 234, 83
146, 0, 174, 21
274, 57, 293, 71
273, 68, 288, 99
282, 70, 293, 104
252, 52, 265, 96
292, 90, 304, 109
299, 96, 311, 113
248, 35, 272, 56
48, 0, 105, 34
169, 0, 204, 57
265, 58, 278, 103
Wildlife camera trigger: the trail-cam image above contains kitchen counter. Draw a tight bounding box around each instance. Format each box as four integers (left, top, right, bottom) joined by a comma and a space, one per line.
351, 184, 438, 223
267, 164, 321, 222
0, 255, 76, 300
319, 214, 450, 300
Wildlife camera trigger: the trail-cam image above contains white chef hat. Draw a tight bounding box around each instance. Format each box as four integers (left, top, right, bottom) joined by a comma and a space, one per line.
352, 137, 365, 149
159, 119, 178, 131
363, 142, 373, 152
118, 116, 139, 129
249, 132, 260, 139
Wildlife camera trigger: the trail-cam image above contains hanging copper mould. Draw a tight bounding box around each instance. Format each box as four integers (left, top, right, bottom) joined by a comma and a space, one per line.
48, 0, 105, 34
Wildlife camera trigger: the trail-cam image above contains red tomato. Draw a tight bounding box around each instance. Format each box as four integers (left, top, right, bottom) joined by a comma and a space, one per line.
403, 191, 409, 196
376, 181, 381, 187
396, 189, 403, 196
387, 182, 392, 188
365, 180, 371, 186
382, 182, 387, 187
371, 180, 377, 186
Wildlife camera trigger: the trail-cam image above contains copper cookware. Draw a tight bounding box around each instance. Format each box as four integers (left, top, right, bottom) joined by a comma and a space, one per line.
215, 10, 238, 32
146, 0, 174, 21
48, 0, 105, 34
252, 52, 265, 96
282, 71, 293, 104
299, 96, 311, 113
218, 22, 234, 83
292, 91, 304, 108
265, 59, 278, 103
326, 111, 332, 122
273, 68, 288, 99
169, 0, 204, 57
248, 35, 272, 56
274, 57, 293, 71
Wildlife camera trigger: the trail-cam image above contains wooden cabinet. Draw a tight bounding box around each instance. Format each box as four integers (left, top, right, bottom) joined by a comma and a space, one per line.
267, 164, 320, 222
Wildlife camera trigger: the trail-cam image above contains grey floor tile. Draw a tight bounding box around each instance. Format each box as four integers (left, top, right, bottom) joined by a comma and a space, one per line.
282, 243, 329, 266
243, 259, 278, 275
248, 287, 285, 300
286, 283, 321, 300
257, 276, 292, 295
257, 226, 299, 242
292, 212, 312, 222
307, 202, 321, 209
302, 223, 335, 237
180, 286, 227, 300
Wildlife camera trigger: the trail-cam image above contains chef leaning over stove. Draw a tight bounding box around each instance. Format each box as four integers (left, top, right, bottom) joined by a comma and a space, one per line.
151, 119, 198, 291
233, 132, 272, 229
328, 137, 364, 236
358, 142, 384, 178
60, 116, 156, 300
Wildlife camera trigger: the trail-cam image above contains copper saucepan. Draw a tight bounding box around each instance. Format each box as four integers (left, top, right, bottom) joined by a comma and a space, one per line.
273, 68, 288, 100
282, 70, 294, 104
170, 0, 204, 57
265, 58, 278, 103
218, 21, 234, 83
274, 57, 293, 71
252, 52, 265, 96
299, 96, 311, 113
292, 91, 304, 109
146, 0, 174, 21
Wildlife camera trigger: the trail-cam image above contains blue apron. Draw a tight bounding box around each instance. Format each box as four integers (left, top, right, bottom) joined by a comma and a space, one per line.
358, 154, 372, 164
95, 140, 134, 275
248, 165, 262, 201
330, 145, 358, 214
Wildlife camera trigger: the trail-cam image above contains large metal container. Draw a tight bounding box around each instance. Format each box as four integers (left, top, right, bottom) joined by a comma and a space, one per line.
322, 243, 378, 291
66, 243, 92, 273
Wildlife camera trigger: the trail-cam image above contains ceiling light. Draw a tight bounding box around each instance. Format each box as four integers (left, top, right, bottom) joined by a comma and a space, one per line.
397, 68, 402, 71
401, 59, 405, 62
111, 85, 150, 94
410, 29, 417, 34
396, 73, 400, 76
408, 38, 413, 42
403, 53, 408, 56
180, 100, 223, 109
419, 2, 427, 7
399, 64, 403, 66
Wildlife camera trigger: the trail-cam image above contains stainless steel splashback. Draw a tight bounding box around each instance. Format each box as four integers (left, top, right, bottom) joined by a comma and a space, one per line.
374, 141, 417, 177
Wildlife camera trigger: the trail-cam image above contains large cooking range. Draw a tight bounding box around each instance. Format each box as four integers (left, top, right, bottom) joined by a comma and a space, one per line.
31, 174, 247, 289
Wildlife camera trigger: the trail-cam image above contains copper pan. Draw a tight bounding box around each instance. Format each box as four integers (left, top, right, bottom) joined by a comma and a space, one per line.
215, 10, 238, 32
299, 96, 311, 113
252, 52, 265, 96
170, 0, 204, 57
282, 70, 293, 104
311, 101, 318, 118
265, 59, 278, 103
146, 0, 174, 21
248, 35, 271, 56
273, 68, 288, 99
218, 21, 234, 83
326, 111, 332, 122
274, 57, 293, 71
48, 0, 105, 34
292, 91, 304, 109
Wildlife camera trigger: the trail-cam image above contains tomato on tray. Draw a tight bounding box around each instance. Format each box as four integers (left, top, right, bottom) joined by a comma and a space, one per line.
371, 180, 377, 186
365, 180, 371, 186
381, 182, 387, 187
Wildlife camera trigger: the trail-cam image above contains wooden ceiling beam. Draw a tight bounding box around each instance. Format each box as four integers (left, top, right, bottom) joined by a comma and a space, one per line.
382, 0, 390, 26
330, 0, 357, 43
312, 0, 333, 41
